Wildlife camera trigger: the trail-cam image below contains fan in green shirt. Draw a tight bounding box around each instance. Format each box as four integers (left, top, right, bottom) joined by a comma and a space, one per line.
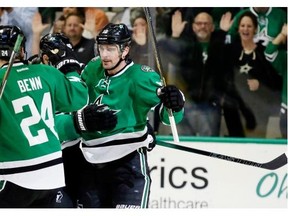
265, 23, 287, 138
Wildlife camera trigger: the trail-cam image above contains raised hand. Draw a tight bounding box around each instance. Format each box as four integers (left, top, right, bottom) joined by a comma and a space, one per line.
79, 9, 97, 38
219, 11, 233, 32
171, 10, 187, 38
32, 12, 50, 35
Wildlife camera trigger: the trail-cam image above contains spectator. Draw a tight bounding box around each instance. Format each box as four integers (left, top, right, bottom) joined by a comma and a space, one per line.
129, 8, 150, 66
31, 12, 51, 56
82, 7, 109, 39
30, 12, 66, 57
52, 15, 66, 34
63, 12, 95, 65
227, 11, 282, 138
159, 10, 231, 136
54, 7, 109, 39
211, 7, 242, 30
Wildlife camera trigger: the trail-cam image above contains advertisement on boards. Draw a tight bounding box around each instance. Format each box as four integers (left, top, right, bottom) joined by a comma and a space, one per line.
148, 139, 287, 208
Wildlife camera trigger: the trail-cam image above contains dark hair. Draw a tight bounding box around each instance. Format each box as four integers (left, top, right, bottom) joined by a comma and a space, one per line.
64, 12, 85, 25
238, 11, 258, 29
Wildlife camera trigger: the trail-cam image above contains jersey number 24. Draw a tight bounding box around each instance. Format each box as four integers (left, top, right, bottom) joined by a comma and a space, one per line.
12, 92, 58, 146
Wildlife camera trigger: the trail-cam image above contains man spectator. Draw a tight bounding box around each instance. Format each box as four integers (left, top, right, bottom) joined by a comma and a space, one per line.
63, 12, 95, 65
159, 11, 231, 136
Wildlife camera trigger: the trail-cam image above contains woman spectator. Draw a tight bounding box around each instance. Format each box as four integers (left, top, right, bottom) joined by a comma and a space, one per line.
227, 11, 282, 138
129, 8, 150, 66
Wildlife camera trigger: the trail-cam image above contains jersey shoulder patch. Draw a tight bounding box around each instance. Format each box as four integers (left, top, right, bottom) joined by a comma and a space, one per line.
141, 65, 154, 72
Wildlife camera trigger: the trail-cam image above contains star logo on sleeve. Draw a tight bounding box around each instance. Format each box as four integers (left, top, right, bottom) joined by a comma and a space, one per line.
239, 63, 252, 74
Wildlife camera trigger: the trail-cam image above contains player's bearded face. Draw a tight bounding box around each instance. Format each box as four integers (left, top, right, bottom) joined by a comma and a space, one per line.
98, 44, 122, 70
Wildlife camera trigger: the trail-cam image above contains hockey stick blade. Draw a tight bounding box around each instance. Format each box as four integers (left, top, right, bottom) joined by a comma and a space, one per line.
260, 153, 287, 170
157, 140, 288, 170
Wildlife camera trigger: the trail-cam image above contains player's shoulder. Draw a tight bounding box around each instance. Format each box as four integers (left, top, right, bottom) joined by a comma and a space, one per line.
29, 63, 58, 72
84, 56, 101, 69
27, 64, 66, 79
88, 56, 101, 64
82, 56, 102, 74
129, 63, 160, 85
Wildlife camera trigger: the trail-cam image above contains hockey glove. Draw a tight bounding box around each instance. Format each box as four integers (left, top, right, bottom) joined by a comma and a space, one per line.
157, 85, 185, 112
74, 104, 117, 133
53, 56, 81, 74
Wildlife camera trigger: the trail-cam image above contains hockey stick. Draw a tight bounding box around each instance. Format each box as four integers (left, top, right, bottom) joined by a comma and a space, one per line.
143, 7, 180, 143
0, 34, 24, 99
157, 140, 287, 170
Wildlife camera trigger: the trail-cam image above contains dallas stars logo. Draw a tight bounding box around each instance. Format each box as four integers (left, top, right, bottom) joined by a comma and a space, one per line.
239, 63, 252, 74
93, 94, 120, 115
255, 27, 272, 47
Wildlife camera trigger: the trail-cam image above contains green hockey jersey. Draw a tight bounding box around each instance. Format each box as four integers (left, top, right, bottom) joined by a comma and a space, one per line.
265, 41, 287, 106
0, 62, 88, 189
57, 57, 183, 163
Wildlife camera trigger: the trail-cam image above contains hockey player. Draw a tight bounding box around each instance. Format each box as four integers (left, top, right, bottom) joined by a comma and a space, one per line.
38, 32, 119, 207
51, 23, 185, 208
0, 25, 88, 207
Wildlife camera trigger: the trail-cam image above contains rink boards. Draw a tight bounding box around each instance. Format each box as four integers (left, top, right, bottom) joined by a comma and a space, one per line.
148, 136, 287, 208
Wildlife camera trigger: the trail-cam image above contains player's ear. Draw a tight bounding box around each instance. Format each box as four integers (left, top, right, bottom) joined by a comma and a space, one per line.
41, 54, 49, 65
19, 47, 25, 60
122, 46, 130, 59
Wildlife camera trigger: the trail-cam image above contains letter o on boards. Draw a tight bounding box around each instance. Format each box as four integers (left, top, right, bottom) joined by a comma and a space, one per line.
256, 173, 278, 197
169, 167, 187, 188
